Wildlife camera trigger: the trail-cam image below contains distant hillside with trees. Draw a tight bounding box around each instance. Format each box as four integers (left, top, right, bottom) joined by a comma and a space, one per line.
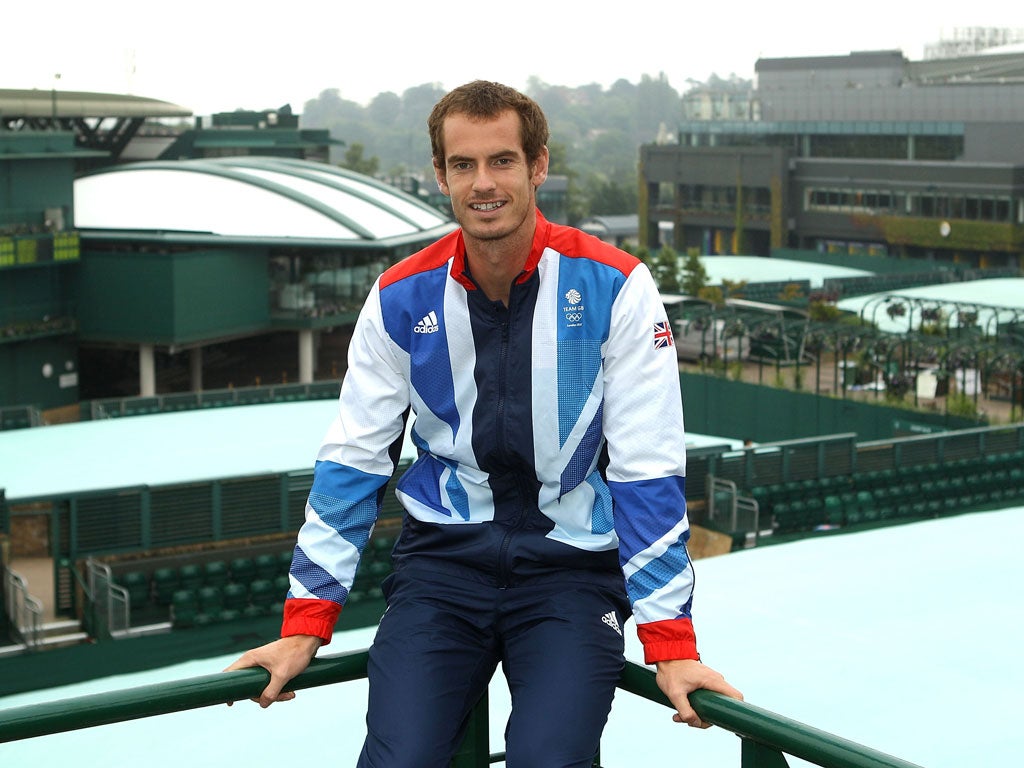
299, 74, 690, 224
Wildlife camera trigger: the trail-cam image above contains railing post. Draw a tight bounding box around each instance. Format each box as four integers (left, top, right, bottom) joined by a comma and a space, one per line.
742, 738, 792, 767
450, 691, 490, 768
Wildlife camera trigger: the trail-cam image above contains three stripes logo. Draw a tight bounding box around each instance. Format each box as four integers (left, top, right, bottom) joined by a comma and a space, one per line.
414, 310, 440, 334
601, 611, 622, 637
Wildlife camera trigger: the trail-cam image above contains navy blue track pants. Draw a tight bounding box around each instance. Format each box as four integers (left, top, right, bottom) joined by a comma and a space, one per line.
356, 568, 629, 768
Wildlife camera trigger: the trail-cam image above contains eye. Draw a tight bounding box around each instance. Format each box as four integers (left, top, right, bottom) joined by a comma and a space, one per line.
451, 161, 472, 171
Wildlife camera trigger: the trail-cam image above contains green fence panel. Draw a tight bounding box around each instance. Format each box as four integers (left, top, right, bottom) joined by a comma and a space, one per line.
680, 372, 981, 444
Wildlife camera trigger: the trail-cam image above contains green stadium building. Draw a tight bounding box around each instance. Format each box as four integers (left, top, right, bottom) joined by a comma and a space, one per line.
0, 89, 453, 418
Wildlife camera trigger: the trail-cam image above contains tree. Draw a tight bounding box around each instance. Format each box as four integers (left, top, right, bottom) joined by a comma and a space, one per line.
368, 91, 401, 125
681, 250, 708, 297
340, 143, 380, 176
652, 245, 680, 293
583, 174, 638, 216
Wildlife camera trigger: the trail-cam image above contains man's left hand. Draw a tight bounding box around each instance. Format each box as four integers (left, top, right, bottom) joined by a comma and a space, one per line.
654, 658, 743, 728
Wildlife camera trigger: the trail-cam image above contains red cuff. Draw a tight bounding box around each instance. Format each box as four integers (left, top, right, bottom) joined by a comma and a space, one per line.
281, 598, 342, 646
636, 617, 700, 664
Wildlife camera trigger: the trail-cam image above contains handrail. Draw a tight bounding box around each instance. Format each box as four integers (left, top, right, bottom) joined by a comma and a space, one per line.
0, 649, 925, 768
2, 566, 43, 649
0, 650, 368, 742
618, 663, 923, 768
86, 558, 129, 639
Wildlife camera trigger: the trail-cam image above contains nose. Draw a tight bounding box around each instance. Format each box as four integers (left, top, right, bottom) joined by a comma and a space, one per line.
472, 166, 496, 193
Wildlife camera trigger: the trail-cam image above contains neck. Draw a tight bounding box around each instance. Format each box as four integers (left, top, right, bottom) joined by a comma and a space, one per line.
464, 220, 535, 305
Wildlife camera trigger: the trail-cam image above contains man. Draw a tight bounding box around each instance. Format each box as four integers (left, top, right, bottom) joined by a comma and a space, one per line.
227, 80, 741, 767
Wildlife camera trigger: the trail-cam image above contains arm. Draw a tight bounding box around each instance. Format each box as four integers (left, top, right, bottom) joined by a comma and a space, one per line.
225, 283, 409, 701
602, 265, 742, 718
282, 281, 410, 643
602, 263, 695, 658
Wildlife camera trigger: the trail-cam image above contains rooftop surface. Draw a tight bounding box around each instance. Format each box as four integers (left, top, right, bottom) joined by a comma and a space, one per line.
0, 400, 744, 501
1, 505, 1019, 767
699, 255, 871, 289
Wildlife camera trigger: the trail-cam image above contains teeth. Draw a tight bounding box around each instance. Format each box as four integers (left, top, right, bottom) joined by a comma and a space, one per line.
471, 202, 503, 211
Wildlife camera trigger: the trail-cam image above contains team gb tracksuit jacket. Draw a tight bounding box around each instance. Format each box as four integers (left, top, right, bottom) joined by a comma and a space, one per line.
281, 209, 699, 664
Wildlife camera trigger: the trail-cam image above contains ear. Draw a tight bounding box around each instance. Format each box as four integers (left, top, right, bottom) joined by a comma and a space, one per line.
433, 162, 449, 196
531, 146, 549, 187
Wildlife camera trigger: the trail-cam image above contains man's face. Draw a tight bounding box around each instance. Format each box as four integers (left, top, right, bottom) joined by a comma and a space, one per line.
434, 110, 548, 244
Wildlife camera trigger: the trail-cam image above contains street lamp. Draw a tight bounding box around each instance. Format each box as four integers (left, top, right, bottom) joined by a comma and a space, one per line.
51, 73, 61, 127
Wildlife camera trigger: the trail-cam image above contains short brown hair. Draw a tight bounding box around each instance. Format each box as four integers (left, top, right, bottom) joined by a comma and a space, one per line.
428, 80, 549, 168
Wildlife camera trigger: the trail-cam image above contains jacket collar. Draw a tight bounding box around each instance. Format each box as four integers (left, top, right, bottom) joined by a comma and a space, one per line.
450, 208, 550, 291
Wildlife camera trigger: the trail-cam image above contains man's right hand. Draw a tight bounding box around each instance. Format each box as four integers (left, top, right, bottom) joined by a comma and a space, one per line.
223, 634, 322, 708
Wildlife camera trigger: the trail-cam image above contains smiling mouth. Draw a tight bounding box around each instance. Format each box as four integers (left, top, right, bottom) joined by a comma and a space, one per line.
470, 201, 505, 212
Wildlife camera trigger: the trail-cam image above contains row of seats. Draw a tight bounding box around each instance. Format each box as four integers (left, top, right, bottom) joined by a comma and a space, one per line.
749, 451, 1024, 534
118, 550, 294, 609
171, 575, 289, 628
116, 534, 399, 629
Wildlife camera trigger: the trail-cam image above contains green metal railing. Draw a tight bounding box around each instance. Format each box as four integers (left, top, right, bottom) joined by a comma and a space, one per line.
0, 648, 923, 768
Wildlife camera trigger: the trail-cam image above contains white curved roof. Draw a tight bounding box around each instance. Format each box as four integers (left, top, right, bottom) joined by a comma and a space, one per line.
700, 255, 872, 289
73, 157, 454, 245
837, 277, 1024, 334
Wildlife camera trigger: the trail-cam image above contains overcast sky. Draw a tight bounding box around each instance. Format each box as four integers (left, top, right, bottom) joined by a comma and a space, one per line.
4, 1, 1022, 116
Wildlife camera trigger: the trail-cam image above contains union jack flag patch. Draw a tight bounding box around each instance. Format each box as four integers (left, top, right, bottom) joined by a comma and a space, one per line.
653, 321, 674, 349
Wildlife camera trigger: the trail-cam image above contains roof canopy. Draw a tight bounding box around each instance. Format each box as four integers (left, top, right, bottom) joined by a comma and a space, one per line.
0, 88, 191, 120
74, 157, 454, 246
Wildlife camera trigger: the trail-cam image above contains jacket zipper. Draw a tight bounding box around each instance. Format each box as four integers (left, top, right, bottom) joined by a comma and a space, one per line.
495, 289, 528, 587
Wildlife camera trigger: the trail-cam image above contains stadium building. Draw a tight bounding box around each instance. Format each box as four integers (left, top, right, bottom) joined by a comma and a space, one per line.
640, 45, 1024, 267
0, 90, 454, 418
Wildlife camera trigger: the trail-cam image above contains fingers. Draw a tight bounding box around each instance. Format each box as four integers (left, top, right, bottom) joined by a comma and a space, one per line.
223, 636, 320, 708
672, 704, 711, 729
654, 658, 743, 727
708, 677, 745, 702
222, 655, 254, 673
223, 648, 284, 707
258, 672, 289, 708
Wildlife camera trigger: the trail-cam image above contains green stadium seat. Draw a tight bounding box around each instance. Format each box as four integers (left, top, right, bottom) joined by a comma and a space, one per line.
249, 578, 276, 608
152, 567, 180, 604
120, 571, 150, 607
771, 502, 791, 532
857, 489, 877, 519
179, 564, 204, 590
223, 582, 249, 611
170, 589, 198, 628
279, 549, 294, 571
242, 604, 268, 619
254, 553, 279, 580
197, 585, 224, 613
230, 557, 256, 583
822, 495, 843, 526
203, 560, 230, 588
803, 496, 824, 528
